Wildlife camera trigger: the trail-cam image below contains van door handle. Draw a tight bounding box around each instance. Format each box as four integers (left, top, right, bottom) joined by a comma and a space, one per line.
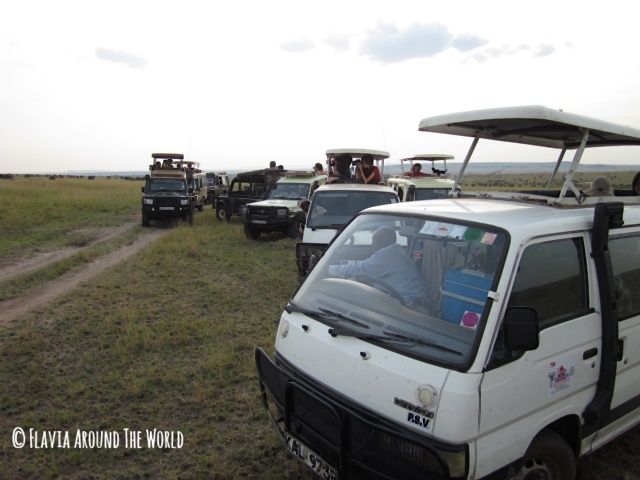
583, 348, 598, 360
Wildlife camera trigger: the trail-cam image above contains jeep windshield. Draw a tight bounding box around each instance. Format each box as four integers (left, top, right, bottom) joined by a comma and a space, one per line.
294, 212, 507, 368
268, 183, 310, 200
306, 191, 398, 229
147, 179, 187, 193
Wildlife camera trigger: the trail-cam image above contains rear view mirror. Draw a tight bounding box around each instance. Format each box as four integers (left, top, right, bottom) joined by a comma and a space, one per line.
504, 307, 539, 351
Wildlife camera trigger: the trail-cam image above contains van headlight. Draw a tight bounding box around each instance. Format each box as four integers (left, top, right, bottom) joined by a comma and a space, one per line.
180, 199, 189, 205
277, 208, 288, 217
144, 198, 153, 205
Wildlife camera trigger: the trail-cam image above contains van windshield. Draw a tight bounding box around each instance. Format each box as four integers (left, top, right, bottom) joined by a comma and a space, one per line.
147, 179, 187, 193
294, 213, 507, 368
306, 191, 398, 229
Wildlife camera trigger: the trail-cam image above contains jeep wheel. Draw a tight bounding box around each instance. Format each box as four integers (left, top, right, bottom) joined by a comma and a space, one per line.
187, 209, 194, 226
244, 223, 261, 240
216, 206, 225, 221
510, 431, 575, 480
288, 213, 306, 239
141, 211, 150, 227
197, 204, 204, 212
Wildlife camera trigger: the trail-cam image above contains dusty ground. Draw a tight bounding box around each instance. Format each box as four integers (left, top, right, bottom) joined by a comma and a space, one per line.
0, 224, 169, 325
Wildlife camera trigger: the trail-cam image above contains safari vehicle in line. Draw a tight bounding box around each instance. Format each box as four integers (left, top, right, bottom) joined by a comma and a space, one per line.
205, 171, 229, 204
141, 153, 195, 226
256, 106, 640, 480
295, 149, 399, 279
215, 169, 285, 222
243, 172, 327, 240
387, 154, 456, 201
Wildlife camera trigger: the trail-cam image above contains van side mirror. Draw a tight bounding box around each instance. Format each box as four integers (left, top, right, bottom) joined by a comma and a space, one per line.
299, 199, 311, 213
504, 306, 539, 351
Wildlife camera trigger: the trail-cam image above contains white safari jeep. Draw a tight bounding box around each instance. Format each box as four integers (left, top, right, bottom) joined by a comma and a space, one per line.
256, 106, 640, 480
295, 149, 399, 279
387, 154, 456, 201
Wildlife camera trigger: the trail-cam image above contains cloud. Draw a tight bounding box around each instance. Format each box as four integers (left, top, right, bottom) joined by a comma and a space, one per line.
323, 33, 351, 53
361, 22, 453, 63
534, 43, 556, 57
451, 34, 488, 52
95, 47, 147, 69
280, 37, 316, 53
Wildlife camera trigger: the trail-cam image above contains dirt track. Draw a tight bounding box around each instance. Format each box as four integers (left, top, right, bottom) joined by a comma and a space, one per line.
0, 227, 168, 325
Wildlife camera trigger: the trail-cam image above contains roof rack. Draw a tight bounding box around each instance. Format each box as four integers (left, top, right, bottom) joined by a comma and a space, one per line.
151, 153, 184, 160
418, 105, 640, 205
398, 154, 454, 176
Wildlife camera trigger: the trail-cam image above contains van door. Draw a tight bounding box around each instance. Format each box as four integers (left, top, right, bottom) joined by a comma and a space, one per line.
475, 234, 600, 477
592, 227, 640, 448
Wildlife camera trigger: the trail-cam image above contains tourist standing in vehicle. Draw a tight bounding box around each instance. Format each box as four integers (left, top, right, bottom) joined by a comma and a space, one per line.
313, 162, 324, 175
406, 163, 430, 177
327, 153, 353, 183
359, 154, 381, 184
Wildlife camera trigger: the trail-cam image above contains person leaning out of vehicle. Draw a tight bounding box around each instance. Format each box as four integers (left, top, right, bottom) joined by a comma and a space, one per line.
327, 154, 353, 183
405, 163, 431, 178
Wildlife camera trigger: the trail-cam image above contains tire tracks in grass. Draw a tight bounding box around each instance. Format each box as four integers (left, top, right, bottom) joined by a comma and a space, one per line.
0, 221, 138, 283
0, 227, 169, 325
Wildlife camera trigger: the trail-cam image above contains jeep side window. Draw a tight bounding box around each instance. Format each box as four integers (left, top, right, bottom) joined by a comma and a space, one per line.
507, 237, 589, 329
609, 234, 640, 320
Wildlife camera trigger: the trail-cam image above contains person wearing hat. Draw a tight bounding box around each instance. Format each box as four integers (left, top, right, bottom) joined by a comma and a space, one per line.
584, 176, 613, 197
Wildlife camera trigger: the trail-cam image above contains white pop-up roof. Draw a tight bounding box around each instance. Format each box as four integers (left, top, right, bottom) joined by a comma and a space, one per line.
418, 105, 640, 203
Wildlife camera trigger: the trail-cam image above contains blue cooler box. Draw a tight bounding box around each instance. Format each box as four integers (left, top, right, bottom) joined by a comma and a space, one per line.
441, 269, 493, 325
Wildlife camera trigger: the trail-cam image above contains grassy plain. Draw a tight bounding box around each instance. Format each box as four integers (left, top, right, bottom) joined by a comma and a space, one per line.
2, 174, 640, 479
0, 177, 141, 259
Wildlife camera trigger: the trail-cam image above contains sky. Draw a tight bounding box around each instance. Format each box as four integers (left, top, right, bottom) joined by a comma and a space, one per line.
1, 0, 640, 173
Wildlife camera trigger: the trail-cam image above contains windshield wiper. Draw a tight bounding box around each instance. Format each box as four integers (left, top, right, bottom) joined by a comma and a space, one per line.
382, 330, 462, 355
285, 302, 369, 329
328, 326, 461, 356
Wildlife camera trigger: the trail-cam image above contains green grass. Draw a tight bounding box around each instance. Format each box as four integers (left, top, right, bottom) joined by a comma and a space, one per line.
0, 211, 310, 479
0, 177, 142, 259
461, 170, 637, 190
0, 227, 141, 302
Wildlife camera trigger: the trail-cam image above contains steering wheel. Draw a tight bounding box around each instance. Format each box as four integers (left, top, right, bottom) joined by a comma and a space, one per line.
354, 273, 405, 305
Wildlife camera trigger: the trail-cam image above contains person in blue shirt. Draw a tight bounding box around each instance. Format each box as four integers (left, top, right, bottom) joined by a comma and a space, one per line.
328, 226, 426, 304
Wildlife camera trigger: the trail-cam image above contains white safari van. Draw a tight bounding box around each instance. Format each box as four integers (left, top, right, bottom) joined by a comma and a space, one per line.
256, 106, 640, 480
387, 154, 456, 202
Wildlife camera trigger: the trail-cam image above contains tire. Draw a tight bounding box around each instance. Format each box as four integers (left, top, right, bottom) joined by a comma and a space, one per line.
288, 213, 306, 239
216, 205, 225, 221
187, 209, 194, 226
244, 223, 261, 240
141, 211, 150, 227
197, 203, 204, 212
511, 431, 576, 480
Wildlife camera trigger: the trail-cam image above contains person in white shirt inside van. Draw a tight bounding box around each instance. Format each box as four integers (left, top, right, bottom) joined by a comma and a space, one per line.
328, 226, 426, 305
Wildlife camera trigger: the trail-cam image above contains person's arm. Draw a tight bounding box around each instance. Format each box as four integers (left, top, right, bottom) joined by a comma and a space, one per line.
363, 167, 376, 184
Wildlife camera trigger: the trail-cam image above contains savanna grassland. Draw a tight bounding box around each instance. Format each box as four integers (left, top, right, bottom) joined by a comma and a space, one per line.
0, 177, 141, 259
1, 175, 640, 479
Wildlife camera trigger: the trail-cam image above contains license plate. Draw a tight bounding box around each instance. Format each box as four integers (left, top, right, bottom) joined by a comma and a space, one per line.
252, 219, 267, 224
159, 206, 175, 210
286, 434, 337, 480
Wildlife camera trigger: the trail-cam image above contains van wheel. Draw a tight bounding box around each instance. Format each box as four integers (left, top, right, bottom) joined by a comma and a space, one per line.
511, 431, 575, 480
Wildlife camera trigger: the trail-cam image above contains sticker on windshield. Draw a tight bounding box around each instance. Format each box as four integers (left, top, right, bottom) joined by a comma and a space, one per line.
449, 225, 467, 239
460, 311, 480, 329
435, 224, 450, 237
548, 354, 577, 395
481, 232, 498, 245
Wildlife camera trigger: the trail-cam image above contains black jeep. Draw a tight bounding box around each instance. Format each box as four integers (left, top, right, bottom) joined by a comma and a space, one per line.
215, 169, 286, 222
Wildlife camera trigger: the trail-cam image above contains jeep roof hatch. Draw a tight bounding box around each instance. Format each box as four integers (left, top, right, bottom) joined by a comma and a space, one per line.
418, 105, 640, 204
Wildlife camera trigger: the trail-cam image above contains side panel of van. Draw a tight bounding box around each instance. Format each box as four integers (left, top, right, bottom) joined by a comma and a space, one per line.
593, 227, 640, 450
475, 233, 601, 477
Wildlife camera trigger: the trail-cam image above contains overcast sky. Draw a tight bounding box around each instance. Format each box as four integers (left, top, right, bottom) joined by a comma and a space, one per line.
1, 0, 640, 173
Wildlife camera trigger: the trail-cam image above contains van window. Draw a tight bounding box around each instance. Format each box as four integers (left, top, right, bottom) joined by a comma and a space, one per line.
610, 234, 640, 320
507, 238, 588, 328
